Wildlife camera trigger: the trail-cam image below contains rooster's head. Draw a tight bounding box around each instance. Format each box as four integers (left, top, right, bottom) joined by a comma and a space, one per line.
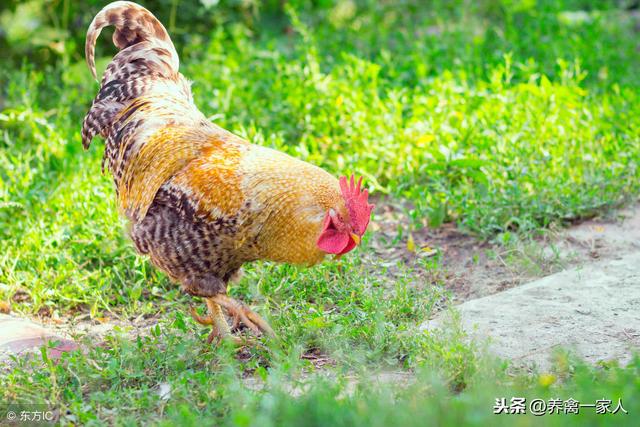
316, 175, 374, 256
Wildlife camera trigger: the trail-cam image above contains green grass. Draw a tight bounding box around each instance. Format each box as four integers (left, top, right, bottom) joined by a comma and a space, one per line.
2, 331, 638, 425
1, 0, 639, 425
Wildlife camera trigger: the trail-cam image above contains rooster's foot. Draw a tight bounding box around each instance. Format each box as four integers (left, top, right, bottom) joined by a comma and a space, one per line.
189, 298, 242, 345
211, 294, 276, 338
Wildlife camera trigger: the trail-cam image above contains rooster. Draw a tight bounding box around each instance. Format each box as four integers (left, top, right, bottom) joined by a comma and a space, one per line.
82, 1, 373, 343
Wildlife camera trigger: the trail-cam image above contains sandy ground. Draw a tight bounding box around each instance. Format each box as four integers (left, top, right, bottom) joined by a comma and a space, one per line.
422, 203, 640, 369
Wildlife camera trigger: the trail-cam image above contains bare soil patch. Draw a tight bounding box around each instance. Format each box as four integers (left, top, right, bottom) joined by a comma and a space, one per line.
367, 200, 640, 303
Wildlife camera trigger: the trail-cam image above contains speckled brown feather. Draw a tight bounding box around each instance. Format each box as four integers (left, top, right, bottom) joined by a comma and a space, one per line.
85, 1, 176, 82
83, 2, 348, 295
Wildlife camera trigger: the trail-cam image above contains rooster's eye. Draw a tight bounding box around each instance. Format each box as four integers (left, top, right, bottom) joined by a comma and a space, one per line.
327, 216, 338, 231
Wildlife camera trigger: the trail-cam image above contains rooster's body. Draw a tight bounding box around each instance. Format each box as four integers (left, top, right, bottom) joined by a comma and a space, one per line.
83, 1, 372, 342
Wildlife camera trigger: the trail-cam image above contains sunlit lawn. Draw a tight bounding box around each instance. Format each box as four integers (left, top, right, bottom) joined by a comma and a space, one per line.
1, 1, 639, 425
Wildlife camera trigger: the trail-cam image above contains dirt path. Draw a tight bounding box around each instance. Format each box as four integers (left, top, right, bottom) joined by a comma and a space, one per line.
421, 203, 640, 369
369, 201, 640, 303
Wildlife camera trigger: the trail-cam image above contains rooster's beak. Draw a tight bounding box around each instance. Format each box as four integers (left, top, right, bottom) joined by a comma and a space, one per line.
350, 233, 361, 245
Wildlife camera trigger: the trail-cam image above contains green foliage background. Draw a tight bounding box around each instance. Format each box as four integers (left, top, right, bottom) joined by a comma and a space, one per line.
0, 1, 639, 425
2, 0, 639, 236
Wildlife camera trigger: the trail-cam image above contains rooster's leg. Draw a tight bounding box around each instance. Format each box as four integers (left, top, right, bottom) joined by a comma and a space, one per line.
211, 294, 276, 338
190, 298, 242, 344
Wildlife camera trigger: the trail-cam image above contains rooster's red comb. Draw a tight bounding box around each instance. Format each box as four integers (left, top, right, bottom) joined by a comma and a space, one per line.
339, 175, 374, 236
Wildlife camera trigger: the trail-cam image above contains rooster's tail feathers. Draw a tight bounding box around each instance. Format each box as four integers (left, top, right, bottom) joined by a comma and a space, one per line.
82, 1, 189, 152
82, 2, 210, 222
85, 1, 177, 81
